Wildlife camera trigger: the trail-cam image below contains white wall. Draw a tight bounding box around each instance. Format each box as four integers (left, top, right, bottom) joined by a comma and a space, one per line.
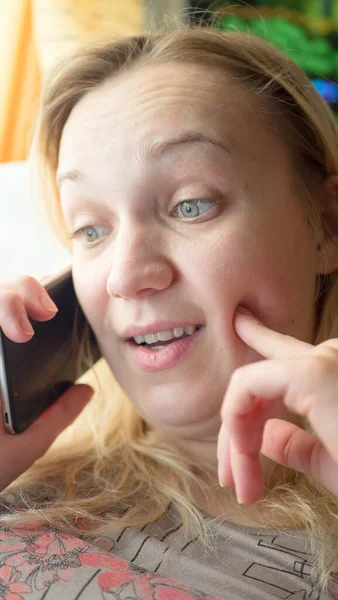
0, 161, 71, 280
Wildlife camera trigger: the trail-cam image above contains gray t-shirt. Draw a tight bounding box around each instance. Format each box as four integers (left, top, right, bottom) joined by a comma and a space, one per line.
0, 504, 336, 599
88, 504, 337, 600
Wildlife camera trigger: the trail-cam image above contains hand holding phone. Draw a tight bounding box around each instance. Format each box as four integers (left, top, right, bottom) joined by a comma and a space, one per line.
0, 269, 101, 434
0, 381, 93, 493
0, 271, 94, 491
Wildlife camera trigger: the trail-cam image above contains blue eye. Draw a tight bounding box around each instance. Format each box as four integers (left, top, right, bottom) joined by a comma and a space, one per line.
176, 199, 215, 219
69, 225, 110, 245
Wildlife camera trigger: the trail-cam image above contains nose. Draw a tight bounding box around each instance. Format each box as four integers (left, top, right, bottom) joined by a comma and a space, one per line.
106, 224, 174, 300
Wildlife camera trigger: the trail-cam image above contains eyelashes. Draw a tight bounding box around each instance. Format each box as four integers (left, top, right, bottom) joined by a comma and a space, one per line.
69, 198, 219, 247
68, 225, 110, 244
173, 198, 216, 219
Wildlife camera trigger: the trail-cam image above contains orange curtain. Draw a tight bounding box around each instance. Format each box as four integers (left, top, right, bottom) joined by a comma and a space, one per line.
0, 0, 41, 162
0, 0, 142, 163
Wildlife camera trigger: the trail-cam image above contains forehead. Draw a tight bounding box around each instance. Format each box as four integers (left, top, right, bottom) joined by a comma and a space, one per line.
58, 62, 268, 164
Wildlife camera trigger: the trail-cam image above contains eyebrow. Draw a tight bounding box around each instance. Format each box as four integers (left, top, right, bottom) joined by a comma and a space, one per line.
144, 131, 231, 160
56, 169, 83, 191
56, 131, 231, 190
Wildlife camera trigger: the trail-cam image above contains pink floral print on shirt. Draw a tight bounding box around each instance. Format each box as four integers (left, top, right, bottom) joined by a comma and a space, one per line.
0, 524, 220, 599
0, 525, 86, 590
81, 550, 217, 600
0, 564, 31, 599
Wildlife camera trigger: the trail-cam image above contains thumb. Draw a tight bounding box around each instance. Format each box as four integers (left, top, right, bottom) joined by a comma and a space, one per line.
0, 384, 94, 492
31, 383, 95, 445
261, 419, 338, 496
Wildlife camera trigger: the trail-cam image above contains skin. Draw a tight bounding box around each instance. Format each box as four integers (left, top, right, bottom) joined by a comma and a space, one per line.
57, 62, 335, 520
222, 310, 338, 505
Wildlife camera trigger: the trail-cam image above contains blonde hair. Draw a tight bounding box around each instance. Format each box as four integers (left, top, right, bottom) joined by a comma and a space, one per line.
2, 27, 338, 588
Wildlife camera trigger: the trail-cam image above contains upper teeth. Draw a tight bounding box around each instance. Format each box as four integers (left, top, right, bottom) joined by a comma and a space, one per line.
133, 325, 198, 345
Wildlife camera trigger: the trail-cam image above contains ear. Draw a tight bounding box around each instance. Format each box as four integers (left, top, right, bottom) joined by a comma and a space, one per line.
316, 175, 338, 275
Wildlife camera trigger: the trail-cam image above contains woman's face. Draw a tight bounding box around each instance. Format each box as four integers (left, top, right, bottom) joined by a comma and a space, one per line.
58, 62, 319, 439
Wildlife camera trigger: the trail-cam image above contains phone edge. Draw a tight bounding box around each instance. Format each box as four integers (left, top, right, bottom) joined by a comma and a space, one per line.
0, 331, 16, 434
0, 265, 73, 436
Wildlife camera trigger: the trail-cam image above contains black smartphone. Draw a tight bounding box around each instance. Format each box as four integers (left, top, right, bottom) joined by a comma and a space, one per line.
0, 268, 101, 434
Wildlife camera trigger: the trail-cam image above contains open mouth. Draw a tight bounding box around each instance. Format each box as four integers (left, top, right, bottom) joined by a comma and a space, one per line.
130, 324, 204, 351
126, 324, 204, 371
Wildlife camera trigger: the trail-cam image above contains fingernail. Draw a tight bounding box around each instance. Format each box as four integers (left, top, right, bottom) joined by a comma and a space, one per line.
19, 313, 34, 336
75, 384, 95, 402
39, 292, 58, 312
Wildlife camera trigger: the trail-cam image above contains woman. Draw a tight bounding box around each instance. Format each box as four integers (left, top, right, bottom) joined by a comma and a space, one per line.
0, 27, 338, 599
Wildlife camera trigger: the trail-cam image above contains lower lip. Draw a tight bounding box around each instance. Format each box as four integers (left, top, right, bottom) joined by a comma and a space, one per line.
126, 327, 203, 372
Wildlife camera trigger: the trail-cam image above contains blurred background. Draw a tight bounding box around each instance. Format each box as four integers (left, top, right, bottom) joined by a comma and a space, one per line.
1, 0, 338, 278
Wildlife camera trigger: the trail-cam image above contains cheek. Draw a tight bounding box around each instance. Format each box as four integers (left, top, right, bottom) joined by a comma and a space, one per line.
197, 222, 314, 328
239, 229, 316, 340
181, 232, 252, 347
193, 228, 258, 297
72, 262, 108, 332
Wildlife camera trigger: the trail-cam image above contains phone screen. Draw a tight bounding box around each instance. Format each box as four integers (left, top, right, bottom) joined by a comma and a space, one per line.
0, 269, 101, 433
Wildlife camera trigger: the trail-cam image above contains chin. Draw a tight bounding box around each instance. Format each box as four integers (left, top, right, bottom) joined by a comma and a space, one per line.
131, 388, 222, 429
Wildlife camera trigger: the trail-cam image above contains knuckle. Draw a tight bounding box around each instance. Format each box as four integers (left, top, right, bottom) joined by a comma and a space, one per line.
314, 345, 338, 366
288, 353, 336, 415
0, 275, 39, 297
315, 339, 338, 352
0, 276, 44, 317
306, 353, 335, 380
1, 289, 22, 312
230, 366, 245, 386
16, 275, 38, 289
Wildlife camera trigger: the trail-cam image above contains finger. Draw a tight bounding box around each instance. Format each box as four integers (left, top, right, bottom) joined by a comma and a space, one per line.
39, 273, 52, 284
230, 444, 264, 504
224, 356, 338, 468
220, 386, 283, 502
262, 419, 338, 496
0, 289, 35, 341
0, 282, 58, 343
28, 384, 94, 446
315, 339, 338, 353
217, 423, 234, 487
221, 360, 292, 502
0, 385, 94, 491
0, 289, 57, 343
0, 276, 58, 322
227, 395, 284, 457
218, 361, 288, 504
222, 360, 292, 455
234, 307, 312, 360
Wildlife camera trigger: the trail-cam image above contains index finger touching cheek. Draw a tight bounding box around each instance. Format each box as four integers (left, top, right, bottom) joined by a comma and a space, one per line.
234, 306, 312, 360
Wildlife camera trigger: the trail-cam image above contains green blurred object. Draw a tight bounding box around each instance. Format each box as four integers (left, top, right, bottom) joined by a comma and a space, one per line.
220, 13, 338, 78
253, 0, 338, 15
219, 1, 338, 120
